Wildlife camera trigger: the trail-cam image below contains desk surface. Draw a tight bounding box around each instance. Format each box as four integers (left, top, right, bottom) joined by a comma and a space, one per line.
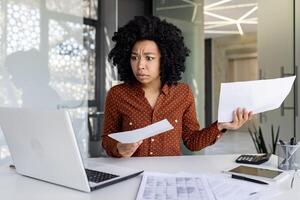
0, 154, 299, 200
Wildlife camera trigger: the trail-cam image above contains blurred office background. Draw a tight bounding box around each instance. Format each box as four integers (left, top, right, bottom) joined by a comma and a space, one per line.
0, 0, 299, 165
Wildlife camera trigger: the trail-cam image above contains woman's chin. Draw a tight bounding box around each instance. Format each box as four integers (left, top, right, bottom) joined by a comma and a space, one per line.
138, 80, 150, 85
136, 77, 150, 84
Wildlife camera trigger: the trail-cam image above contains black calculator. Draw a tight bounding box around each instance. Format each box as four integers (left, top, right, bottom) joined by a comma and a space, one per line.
235, 154, 271, 165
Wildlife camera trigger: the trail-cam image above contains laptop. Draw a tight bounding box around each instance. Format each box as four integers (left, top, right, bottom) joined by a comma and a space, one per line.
0, 107, 143, 192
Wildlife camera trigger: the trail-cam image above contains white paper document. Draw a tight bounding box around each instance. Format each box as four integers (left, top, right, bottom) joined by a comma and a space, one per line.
108, 119, 173, 143
136, 172, 282, 200
218, 76, 296, 122
207, 174, 282, 200
136, 172, 216, 200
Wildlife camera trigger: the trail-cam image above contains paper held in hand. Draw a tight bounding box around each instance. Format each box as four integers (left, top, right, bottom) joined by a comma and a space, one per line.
108, 119, 174, 143
218, 76, 296, 122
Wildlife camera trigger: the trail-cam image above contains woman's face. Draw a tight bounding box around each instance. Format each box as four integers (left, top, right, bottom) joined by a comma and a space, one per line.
130, 40, 161, 87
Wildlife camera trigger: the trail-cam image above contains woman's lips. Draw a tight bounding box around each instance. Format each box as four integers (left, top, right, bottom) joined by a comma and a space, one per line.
137, 74, 149, 79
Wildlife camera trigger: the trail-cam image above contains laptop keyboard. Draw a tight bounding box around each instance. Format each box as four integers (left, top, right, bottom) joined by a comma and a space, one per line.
85, 169, 119, 183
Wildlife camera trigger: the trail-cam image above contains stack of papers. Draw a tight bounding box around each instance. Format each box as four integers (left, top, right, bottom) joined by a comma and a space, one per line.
218, 76, 295, 122
136, 172, 282, 200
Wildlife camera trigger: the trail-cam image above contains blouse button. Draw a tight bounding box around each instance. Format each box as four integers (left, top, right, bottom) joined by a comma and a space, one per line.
151, 138, 155, 142
129, 122, 133, 126
149, 152, 153, 155
175, 119, 178, 123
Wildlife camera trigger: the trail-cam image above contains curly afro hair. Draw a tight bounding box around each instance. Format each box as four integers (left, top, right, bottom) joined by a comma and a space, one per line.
108, 15, 190, 85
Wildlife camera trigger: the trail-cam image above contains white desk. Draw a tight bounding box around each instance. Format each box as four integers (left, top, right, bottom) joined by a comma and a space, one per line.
0, 154, 299, 199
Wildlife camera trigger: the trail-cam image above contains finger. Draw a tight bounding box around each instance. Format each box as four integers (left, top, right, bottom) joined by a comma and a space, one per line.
119, 143, 135, 151
243, 108, 249, 121
117, 147, 130, 157
123, 142, 142, 156
123, 145, 140, 157
117, 143, 135, 153
122, 146, 135, 152
122, 152, 132, 158
127, 143, 141, 151
232, 109, 238, 123
237, 108, 243, 122
227, 110, 238, 129
239, 108, 245, 126
119, 148, 135, 157
237, 108, 247, 127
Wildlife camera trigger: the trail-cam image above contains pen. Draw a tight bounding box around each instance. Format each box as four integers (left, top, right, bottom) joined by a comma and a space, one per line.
290, 137, 296, 145
232, 174, 269, 185
279, 139, 286, 145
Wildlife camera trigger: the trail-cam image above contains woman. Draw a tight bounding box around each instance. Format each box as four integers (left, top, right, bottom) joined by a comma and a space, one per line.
102, 16, 252, 157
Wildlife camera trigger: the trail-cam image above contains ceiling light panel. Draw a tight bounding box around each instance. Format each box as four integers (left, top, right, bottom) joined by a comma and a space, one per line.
155, 0, 257, 38
204, 0, 257, 38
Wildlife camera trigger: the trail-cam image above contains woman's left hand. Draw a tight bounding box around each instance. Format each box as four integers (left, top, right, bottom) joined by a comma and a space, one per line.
218, 108, 253, 131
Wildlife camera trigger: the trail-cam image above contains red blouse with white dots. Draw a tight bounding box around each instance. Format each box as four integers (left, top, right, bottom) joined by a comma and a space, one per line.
101, 82, 223, 157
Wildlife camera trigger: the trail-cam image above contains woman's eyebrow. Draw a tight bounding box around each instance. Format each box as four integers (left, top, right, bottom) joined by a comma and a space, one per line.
144, 52, 156, 56
131, 52, 156, 55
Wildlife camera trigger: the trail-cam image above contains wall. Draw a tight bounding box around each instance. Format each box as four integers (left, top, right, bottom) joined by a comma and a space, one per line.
212, 33, 257, 125
257, 0, 294, 145
118, 0, 146, 27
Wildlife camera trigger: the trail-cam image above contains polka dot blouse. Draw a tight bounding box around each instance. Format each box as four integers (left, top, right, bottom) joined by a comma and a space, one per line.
101, 82, 223, 157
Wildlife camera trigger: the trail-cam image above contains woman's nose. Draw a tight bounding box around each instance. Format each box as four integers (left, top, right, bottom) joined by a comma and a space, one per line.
137, 58, 145, 69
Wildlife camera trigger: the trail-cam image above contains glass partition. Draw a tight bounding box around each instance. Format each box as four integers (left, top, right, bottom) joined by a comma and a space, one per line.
0, 0, 88, 165
153, 0, 205, 154
296, 0, 300, 140
257, 0, 294, 144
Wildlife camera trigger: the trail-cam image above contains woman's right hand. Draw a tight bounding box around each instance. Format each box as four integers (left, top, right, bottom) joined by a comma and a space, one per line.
117, 140, 143, 157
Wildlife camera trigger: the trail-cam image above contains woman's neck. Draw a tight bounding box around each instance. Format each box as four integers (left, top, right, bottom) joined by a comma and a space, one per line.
141, 80, 162, 94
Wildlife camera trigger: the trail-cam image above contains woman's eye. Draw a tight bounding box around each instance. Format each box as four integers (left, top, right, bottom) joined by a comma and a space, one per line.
131, 56, 138, 60
146, 56, 154, 61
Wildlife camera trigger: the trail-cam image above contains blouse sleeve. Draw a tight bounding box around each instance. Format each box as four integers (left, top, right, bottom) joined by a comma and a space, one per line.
101, 88, 122, 157
181, 86, 223, 151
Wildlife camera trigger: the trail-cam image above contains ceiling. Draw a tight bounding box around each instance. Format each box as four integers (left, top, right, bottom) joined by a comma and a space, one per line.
155, 0, 258, 38
204, 0, 257, 38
